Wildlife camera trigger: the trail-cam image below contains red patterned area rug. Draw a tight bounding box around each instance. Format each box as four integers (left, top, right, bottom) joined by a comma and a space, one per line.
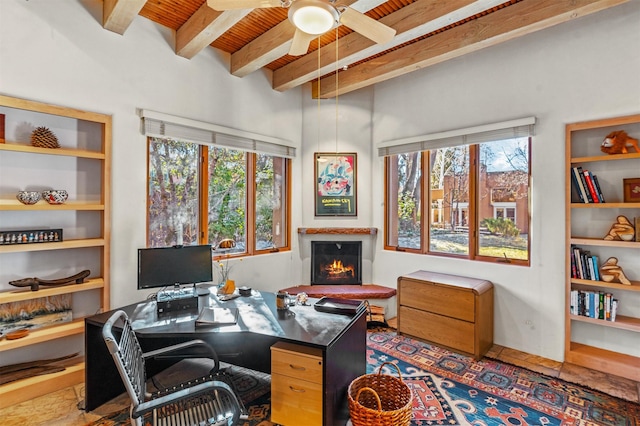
87, 329, 640, 426
367, 330, 640, 426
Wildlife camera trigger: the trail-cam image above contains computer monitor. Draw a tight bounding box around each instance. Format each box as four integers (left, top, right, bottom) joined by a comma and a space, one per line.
137, 245, 213, 292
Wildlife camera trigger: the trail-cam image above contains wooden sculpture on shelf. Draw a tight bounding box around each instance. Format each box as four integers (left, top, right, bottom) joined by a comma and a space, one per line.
8, 269, 90, 291
603, 215, 636, 241
600, 257, 631, 285
600, 130, 640, 155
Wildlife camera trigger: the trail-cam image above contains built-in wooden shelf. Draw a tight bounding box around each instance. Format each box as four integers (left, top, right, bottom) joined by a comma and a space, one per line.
0, 142, 105, 159
0, 199, 105, 211
297, 227, 377, 235
0, 359, 84, 409
0, 318, 86, 351
0, 238, 106, 253
0, 278, 104, 304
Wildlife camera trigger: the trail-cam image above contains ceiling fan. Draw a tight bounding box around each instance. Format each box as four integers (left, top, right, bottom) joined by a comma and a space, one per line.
207, 0, 396, 56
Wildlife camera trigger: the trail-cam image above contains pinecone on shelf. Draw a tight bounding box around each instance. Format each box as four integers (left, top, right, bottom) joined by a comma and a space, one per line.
31, 126, 60, 148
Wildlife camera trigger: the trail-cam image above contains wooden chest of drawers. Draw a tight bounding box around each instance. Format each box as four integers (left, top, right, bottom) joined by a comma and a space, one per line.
271, 342, 323, 426
397, 270, 494, 359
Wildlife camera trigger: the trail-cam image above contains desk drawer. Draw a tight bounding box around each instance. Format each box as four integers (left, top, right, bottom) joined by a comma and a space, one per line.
399, 306, 475, 354
271, 374, 322, 426
271, 342, 323, 383
399, 279, 475, 322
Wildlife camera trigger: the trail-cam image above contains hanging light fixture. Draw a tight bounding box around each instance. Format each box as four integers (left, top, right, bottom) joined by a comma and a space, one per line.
288, 0, 339, 35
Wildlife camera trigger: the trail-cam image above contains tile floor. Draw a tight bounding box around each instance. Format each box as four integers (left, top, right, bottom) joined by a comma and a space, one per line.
1, 320, 639, 426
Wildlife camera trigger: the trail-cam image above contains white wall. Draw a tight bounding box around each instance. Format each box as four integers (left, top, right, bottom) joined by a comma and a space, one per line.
0, 0, 303, 313
369, 1, 640, 361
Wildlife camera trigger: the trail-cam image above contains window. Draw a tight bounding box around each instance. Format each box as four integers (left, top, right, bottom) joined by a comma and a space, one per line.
383, 118, 533, 265
148, 137, 291, 256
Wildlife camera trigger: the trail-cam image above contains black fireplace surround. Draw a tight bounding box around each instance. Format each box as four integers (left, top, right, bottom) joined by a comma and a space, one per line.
311, 241, 362, 285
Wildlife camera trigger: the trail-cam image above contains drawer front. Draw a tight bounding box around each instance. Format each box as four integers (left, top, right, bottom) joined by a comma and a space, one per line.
271, 374, 323, 426
271, 347, 323, 383
399, 306, 475, 354
400, 279, 475, 322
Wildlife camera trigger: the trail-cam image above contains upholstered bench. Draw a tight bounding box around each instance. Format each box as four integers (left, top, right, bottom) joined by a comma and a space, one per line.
278, 284, 397, 319
278, 284, 396, 300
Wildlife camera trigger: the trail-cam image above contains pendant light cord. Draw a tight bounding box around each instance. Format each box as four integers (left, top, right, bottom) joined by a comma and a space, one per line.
317, 36, 321, 154
335, 26, 339, 154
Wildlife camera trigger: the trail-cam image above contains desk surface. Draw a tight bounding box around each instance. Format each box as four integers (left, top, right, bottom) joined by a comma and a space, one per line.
87, 290, 363, 348
84, 290, 367, 423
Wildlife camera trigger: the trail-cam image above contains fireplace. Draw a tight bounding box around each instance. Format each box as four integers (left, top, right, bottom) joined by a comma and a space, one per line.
311, 241, 362, 285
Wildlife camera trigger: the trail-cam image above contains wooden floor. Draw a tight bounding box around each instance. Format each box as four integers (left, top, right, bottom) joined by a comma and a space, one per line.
1, 319, 638, 426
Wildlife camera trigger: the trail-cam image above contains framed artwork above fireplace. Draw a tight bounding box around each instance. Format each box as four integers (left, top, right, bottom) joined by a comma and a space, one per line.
315, 152, 357, 216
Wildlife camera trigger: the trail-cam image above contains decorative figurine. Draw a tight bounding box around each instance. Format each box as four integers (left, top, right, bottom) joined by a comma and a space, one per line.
600, 130, 640, 155
600, 257, 631, 285
603, 215, 635, 241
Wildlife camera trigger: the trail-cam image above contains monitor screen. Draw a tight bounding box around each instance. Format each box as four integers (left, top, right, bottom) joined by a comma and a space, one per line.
137, 245, 213, 290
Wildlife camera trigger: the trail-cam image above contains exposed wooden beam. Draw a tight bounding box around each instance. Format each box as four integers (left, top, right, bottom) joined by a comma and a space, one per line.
313, 0, 630, 98
231, 20, 296, 76
230, 0, 387, 77
272, 0, 506, 92
103, 0, 146, 35
177, 4, 251, 59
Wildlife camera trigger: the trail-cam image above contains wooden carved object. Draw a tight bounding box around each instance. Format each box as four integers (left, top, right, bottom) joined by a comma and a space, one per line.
600, 257, 631, 285
603, 215, 635, 241
8, 269, 90, 291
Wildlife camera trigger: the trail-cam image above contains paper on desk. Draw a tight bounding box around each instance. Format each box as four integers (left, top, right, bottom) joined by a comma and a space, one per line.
196, 307, 239, 326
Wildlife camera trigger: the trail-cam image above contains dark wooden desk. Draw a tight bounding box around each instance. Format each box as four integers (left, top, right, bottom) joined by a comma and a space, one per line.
85, 291, 366, 425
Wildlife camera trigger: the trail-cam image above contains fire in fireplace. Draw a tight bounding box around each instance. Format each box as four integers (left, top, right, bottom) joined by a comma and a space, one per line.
311, 241, 362, 285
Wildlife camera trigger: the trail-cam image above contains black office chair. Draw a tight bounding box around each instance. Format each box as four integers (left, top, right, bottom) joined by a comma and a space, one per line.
102, 310, 243, 426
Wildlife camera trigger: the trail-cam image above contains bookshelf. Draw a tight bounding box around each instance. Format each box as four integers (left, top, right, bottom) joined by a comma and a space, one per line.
565, 114, 640, 381
0, 95, 111, 407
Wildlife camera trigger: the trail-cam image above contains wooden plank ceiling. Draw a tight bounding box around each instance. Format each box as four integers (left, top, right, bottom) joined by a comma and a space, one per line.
102, 0, 628, 98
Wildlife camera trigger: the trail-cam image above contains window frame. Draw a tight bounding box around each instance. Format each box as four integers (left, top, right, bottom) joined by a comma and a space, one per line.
384, 139, 531, 266
147, 137, 292, 260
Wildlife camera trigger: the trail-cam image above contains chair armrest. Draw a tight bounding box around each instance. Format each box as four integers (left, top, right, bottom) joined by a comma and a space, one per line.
142, 339, 220, 372
131, 380, 240, 420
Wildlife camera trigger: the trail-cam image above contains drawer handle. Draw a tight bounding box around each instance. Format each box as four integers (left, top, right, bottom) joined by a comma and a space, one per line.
289, 364, 306, 371
289, 386, 306, 393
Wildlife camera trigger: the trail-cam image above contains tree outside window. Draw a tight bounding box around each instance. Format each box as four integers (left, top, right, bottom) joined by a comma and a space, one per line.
147, 138, 290, 256
385, 137, 530, 264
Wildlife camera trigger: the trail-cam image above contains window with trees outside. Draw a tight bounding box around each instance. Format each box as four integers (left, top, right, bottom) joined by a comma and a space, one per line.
385, 136, 530, 265
148, 137, 291, 257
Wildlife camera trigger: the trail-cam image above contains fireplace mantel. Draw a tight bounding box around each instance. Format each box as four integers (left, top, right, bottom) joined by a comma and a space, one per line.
298, 227, 377, 235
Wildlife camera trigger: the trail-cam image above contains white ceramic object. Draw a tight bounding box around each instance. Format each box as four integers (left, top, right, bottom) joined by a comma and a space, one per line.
16, 191, 41, 205
41, 190, 68, 204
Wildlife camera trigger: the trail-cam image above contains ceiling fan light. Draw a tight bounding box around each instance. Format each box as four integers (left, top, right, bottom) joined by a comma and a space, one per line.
289, 2, 337, 35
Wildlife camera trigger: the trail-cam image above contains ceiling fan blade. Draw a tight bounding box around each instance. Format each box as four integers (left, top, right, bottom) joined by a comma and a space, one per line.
289, 29, 316, 56
339, 7, 396, 45
207, 0, 282, 11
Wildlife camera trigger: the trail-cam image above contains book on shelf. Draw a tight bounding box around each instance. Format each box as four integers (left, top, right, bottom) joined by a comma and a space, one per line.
582, 170, 600, 204
570, 289, 618, 321
590, 174, 606, 203
570, 248, 578, 279
195, 307, 239, 326
591, 255, 600, 281
576, 166, 594, 203
570, 167, 606, 204
636, 217, 640, 242
570, 246, 603, 282
571, 166, 589, 203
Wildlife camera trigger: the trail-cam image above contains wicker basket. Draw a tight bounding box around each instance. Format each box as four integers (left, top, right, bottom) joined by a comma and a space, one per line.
348, 362, 412, 426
